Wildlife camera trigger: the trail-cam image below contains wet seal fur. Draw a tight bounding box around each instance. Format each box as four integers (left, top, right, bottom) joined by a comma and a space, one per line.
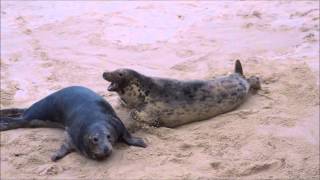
0, 86, 146, 161
103, 60, 261, 128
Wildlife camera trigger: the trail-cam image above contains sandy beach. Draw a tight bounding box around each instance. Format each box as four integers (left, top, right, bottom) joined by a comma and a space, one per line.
1, 1, 319, 179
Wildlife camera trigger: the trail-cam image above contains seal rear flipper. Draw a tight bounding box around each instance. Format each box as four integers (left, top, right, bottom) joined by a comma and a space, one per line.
0, 108, 26, 118
0, 117, 28, 131
121, 131, 147, 148
235, 59, 244, 76
51, 134, 75, 161
0, 117, 64, 131
247, 76, 261, 90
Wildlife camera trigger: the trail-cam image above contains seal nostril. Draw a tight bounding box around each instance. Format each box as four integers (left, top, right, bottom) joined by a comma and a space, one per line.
104, 147, 111, 155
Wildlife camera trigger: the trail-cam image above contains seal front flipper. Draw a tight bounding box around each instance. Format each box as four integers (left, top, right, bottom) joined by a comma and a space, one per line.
51, 134, 75, 161
121, 130, 147, 148
130, 108, 161, 127
113, 116, 147, 148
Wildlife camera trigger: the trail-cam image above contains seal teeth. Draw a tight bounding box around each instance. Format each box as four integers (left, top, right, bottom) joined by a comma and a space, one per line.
108, 82, 119, 91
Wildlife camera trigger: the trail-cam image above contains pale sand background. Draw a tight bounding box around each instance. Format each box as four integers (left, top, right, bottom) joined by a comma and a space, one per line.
1, 1, 319, 179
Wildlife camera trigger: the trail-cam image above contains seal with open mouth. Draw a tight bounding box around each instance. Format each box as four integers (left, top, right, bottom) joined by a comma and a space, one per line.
0, 86, 146, 161
103, 60, 261, 128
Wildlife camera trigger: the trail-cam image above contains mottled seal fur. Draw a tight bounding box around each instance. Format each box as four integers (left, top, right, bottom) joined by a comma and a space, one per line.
0, 86, 146, 161
103, 60, 261, 128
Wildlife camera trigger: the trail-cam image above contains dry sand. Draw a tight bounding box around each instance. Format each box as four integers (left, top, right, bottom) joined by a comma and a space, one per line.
1, 1, 319, 179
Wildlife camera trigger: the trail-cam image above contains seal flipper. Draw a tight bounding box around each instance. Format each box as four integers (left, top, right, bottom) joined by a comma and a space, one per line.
51, 134, 75, 161
235, 59, 243, 76
0, 108, 26, 118
111, 116, 147, 148
0, 117, 28, 131
0, 116, 64, 131
121, 130, 147, 148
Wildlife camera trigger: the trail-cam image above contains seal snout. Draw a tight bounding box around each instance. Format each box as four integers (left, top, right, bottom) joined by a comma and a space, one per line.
104, 146, 112, 155
93, 145, 113, 160
103, 71, 119, 91
103, 71, 112, 81
99, 148, 112, 158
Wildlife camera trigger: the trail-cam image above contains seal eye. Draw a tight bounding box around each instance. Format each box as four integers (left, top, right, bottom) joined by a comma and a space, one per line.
107, 134, 111, 140
92, 137, 98, 143
119, 73, 123, 77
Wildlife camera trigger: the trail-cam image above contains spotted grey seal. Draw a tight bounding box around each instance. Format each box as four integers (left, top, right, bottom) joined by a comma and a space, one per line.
103, 60, 261, 128
0, 86, 146, 161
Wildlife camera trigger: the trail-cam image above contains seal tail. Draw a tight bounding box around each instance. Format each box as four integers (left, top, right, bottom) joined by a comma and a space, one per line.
235, 60, 244, 76
0, 108, 26, 118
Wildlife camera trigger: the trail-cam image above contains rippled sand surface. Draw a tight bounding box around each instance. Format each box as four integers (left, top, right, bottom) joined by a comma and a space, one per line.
1, 1, 319, 179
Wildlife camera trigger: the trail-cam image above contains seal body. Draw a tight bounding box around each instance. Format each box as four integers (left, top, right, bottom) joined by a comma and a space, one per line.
103, 60, 260, 128
0, 86, 146, 161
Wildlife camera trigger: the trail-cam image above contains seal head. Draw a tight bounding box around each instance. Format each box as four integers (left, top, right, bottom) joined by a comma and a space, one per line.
103, 69, 151, 107
80, 122, 116, 160
103, 69, 140, 92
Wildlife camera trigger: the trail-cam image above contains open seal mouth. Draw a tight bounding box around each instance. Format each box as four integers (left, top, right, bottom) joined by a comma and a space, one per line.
103, 72, 119, 92
108, 82, 119, 91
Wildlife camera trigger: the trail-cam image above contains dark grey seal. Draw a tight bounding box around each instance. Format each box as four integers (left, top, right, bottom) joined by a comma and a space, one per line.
103, 60, 261, 128
0, 86, 146, 161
